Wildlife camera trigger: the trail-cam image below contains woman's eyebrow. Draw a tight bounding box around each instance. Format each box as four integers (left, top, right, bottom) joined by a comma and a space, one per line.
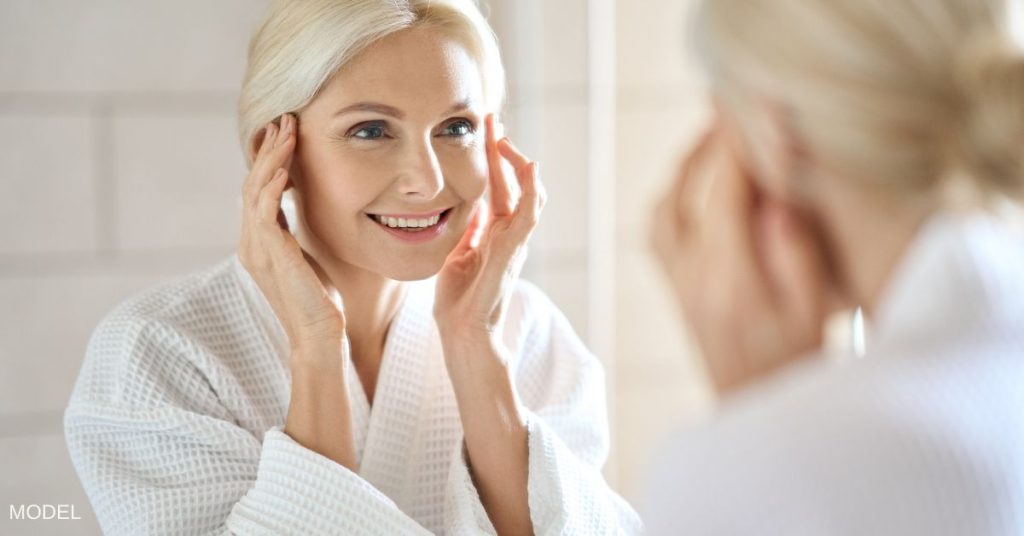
332, 100, 476, 119
445, 99, 474, 114
333, 102, 405, 119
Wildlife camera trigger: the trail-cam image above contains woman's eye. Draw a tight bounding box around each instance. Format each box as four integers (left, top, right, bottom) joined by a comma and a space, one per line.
443, 120, 474, 137
351, 123, 387, 140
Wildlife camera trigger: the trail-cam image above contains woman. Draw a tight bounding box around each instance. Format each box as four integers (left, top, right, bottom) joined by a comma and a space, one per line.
644, 0, 1024, 534
64, 1, 640, 534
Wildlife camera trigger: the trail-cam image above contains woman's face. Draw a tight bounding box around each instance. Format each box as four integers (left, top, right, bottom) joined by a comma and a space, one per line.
289, 25, 489, 281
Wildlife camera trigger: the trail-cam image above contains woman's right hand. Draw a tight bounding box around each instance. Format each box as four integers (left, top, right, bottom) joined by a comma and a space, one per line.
238, 113, 346, 352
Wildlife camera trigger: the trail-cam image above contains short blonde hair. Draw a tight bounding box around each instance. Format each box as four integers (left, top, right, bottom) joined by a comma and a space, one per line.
238, 0, 506, 168
694, 0, 1024, 201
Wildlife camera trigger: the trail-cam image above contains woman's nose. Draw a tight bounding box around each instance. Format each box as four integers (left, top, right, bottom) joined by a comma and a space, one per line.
396, 139, 444, 199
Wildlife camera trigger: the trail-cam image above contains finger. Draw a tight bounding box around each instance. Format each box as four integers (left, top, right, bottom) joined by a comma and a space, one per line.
485, 114, 514, 218
759, 201, 827, 343
449, 200, 486, 259
496, 137, 531, 170
474, 162, 539, 307
257, 168, 289, 226
254, 134, 296, 205
251, 120, 296, 201
497, 138, 542, 227
254, 121, 281, 172
658, 126, 720, 248
706, 125, 759, 268
244, 123, 278, 206
280, 113, 298, 172
509, 160, 542, 238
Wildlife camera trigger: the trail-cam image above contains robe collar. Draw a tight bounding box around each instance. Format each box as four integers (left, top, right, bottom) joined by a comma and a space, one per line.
231, 256, 446, 502
869, 211, 1024, 353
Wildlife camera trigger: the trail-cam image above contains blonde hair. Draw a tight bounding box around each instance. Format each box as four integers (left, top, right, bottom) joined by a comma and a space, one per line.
238, 0, 506, 168
694, 0, 1024, 201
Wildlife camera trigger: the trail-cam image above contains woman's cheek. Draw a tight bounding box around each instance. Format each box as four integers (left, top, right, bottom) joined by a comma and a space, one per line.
442, 150, 488, 200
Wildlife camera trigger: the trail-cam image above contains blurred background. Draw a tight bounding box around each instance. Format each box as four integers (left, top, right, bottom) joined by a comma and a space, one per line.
0, 1, 713, 533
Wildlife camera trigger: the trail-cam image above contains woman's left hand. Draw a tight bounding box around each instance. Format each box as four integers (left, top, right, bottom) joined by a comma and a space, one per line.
650, 113, 833, 397
433, 113, 543, 536
434, 113, 546, 356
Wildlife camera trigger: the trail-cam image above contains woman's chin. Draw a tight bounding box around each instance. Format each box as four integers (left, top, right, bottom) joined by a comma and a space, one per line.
378, 257, 448, 282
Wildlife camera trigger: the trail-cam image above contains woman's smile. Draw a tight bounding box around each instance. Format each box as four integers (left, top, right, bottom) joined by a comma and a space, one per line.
367, 207, 454, 243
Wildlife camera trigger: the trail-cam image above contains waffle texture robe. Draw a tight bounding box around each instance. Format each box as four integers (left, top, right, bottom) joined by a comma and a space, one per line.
65, 255, 642, 535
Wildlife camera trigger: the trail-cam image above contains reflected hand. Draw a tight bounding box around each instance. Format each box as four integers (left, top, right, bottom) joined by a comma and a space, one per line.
650, 114, 832, 396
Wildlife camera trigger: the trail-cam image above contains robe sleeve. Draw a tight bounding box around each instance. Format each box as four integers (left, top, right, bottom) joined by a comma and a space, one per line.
64, 313, 431, 536
443, 282, 644, 535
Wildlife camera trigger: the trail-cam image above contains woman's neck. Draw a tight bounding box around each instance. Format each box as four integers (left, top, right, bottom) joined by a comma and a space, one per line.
814, 179, 933, 318
314, 252, 406, 405
292, 223, 406, 373
326, 259, 406, 364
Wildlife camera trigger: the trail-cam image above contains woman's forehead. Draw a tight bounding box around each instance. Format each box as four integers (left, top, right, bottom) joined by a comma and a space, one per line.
311, 26, 485, 120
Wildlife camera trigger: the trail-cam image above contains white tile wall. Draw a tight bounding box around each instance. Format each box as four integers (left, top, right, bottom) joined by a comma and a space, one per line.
487, 0, 589, 99
537, 0, 590, 94
615, 0, 702, 96
0, 114, 97, 254
0, 0, 269, 93
516, 102, 590, 257
614, 245, 693, 360
0, 274, 167, 416
113, 113, 246, 250
526, 255, 591, 346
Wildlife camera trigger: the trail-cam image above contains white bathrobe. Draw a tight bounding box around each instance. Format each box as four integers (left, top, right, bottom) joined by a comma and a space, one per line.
641, 213, 1024, 535
64, 256, 642, 535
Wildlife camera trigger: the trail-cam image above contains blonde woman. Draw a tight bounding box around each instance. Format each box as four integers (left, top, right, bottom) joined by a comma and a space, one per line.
644, 0, 1024, 534
64, 1, 640, 534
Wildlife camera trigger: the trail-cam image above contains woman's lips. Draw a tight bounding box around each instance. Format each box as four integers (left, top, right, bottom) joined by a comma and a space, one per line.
368, 208, 452, 244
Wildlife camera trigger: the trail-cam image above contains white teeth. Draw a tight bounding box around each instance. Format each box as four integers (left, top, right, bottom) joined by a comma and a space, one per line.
375, 212, 444, 228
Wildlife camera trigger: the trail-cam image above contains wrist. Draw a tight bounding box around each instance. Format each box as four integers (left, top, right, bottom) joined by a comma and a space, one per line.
441, 334, 507, 371
290, 339, 345, 371
439, 324, 500, 353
